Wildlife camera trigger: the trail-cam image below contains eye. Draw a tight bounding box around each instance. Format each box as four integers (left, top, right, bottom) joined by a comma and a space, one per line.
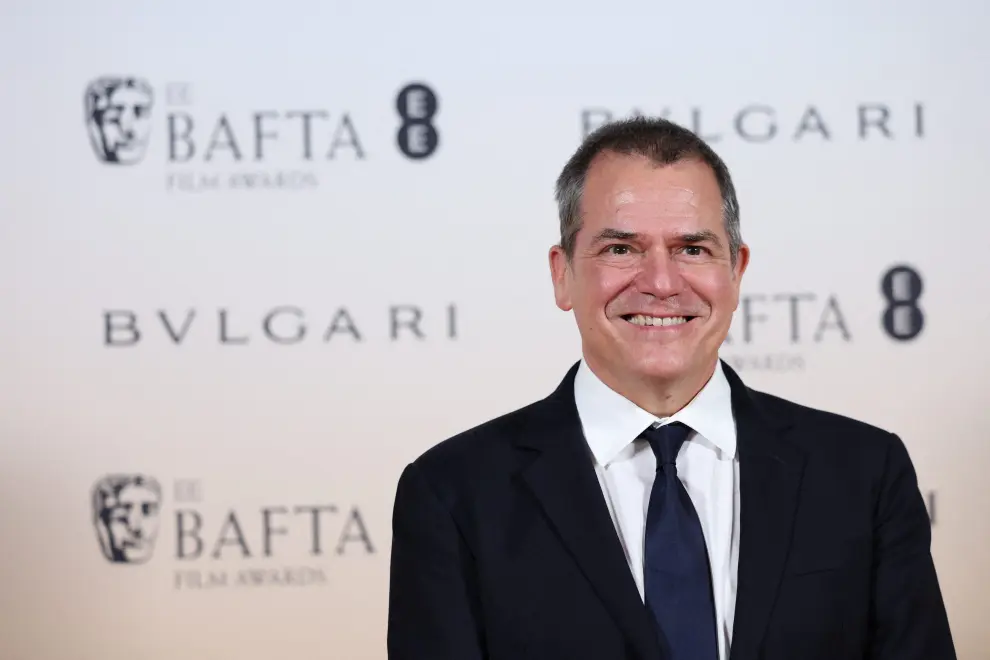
682, 245, 710, 256
603, 244, 633, 256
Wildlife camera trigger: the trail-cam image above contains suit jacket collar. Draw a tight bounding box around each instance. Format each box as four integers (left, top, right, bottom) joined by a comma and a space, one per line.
515, 361, 661, 659
515, 360, 807, 660
721, 362, 806, 660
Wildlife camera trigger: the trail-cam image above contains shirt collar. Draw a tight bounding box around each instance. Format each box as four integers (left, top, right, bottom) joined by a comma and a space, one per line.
573, 359, 737, 466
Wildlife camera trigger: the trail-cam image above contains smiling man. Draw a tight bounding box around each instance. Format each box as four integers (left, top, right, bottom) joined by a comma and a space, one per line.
387, 117, 955, 660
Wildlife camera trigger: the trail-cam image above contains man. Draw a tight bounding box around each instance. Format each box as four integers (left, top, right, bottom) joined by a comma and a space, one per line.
387, 117, 955, 660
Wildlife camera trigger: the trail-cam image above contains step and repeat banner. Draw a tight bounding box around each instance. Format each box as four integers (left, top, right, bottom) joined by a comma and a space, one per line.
2, 1, 988, 658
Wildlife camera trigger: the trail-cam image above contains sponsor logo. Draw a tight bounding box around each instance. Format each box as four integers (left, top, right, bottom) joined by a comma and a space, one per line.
396, 82, 440, 159
720, 291, 852, 373
881, 265, 924, 341
581, 103, 926, 142
93, 474, 373, 590
92, 474, 162, 564
719, 265, 925, 373
101, 304, 459, 347
85, 77, 154, 165
84, 76, 440, 191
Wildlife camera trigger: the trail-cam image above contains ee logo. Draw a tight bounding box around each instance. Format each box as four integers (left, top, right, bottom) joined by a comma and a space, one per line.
881, 265, 924, 341
396, 83, 439, 160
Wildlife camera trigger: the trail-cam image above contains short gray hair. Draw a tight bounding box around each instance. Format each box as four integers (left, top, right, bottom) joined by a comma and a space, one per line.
555, 117, 742, 264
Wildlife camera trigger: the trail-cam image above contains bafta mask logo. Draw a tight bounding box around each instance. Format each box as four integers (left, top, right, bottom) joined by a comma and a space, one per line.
92, 474, 162, 564
85, 77, 154, 164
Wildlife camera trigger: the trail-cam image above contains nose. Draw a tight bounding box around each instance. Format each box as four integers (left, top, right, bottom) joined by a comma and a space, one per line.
127, 508, 144, 536
635, 247, 685, 298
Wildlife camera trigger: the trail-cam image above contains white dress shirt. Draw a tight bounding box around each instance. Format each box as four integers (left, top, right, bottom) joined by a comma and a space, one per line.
573, 359, 740, 660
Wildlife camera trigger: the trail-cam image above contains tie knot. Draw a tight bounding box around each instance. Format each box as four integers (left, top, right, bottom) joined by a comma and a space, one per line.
642, 421, 691, 469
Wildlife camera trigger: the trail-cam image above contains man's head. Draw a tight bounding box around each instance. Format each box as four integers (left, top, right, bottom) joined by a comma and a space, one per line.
85, 77, 154, 164
549, 117, 749, 405
92, 475, 162, 564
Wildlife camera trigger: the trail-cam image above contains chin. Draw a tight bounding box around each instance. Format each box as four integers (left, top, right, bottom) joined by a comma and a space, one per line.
627, 351, 698, 381
633, 356, 692, 380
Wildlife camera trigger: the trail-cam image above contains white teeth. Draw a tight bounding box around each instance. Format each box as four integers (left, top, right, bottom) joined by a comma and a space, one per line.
626, 315, 689, 327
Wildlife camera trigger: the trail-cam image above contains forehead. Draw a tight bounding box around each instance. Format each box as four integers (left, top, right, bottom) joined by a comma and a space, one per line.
108, 86, 151, 106
117, 484, 157, 503
579, 152, 722, 229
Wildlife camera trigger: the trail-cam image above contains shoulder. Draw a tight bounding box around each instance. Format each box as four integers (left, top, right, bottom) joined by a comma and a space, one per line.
400, 397, 546, 504
749, 387, 903, 461
756, 388, 892, 436
746, 388, 929, 530
722, 361, 898, 453
417, 400, 538, 467
399, 363, 580, 506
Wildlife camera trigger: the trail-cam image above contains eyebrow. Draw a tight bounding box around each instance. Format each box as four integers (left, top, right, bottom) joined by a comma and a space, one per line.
590, 228, 640, 245
678, 230, 723, 247
589, 228, 723, 247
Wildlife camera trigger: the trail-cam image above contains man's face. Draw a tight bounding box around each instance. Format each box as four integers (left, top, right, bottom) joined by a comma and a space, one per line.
97, 86, 152, 162
106, 484, 160, 563
550, 152, 749, 389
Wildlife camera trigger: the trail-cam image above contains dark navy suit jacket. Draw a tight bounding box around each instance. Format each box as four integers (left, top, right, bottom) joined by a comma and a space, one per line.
387, 361, 955, 660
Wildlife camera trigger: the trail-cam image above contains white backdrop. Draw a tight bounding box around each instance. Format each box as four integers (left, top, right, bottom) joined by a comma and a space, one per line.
2, 1, 989, 658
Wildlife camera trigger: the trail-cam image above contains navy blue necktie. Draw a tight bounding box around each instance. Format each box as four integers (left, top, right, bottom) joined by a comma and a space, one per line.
642, 421, 719, 660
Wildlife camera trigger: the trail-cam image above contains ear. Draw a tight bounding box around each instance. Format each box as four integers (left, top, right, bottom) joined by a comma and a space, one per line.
734, 243, 750, 281
730, 243, 751, 310
548, 244, 573, 311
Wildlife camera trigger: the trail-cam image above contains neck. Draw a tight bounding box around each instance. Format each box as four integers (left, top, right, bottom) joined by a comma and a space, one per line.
583, 355, 718, 418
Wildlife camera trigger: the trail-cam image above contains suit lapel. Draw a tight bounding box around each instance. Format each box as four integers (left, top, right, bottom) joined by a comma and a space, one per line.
722, 363, 807, 660
516, 363, 662, 660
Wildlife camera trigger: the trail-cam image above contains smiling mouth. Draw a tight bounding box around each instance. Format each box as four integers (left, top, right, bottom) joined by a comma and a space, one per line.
621, 314, 697, 327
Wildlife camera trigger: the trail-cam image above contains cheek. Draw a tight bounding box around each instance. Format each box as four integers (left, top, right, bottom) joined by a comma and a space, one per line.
684, 269, 739, 309
572, 269, 616, 308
